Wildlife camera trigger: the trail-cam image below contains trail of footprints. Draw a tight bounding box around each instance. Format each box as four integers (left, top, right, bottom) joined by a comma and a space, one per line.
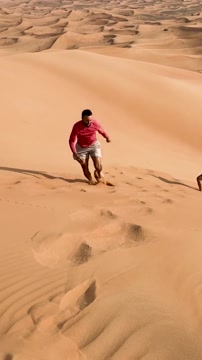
25, 208, 147, 342
24, 199, 176, 352
30, 208, 146, 271
0, 170, 188, 357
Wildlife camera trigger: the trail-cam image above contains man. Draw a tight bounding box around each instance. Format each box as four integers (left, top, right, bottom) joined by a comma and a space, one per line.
196, 174, 202, 191
69, 109, 111, 184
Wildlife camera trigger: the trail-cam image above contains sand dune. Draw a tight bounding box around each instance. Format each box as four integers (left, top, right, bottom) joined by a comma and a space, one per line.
0, 0, 201, 71
1, 163, 202, 358
0, 47, 202, 358
1, 0, 202, 359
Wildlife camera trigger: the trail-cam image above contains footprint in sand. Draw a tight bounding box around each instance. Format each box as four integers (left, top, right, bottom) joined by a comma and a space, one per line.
123, 223, 145, 244
100, 209, 118, 219
88, 210, 147, 249
73, 243, 92, 265
138, 206, 153, 215
27, 277, 96, 336
30, 231, 92, 268
162, 198, 173, 204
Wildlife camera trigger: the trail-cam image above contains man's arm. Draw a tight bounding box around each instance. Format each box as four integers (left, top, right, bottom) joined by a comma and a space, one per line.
96, 121, 110, 142
69, 124, 78, 154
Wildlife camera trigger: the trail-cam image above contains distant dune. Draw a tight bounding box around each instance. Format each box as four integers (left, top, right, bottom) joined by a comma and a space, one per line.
0, 0, 201, 71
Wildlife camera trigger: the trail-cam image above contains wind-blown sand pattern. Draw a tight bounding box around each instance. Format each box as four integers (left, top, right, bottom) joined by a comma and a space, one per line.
1, 0, 202, 359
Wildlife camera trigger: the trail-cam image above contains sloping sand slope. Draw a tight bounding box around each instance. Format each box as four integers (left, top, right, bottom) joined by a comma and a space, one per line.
0, 48, 202, 359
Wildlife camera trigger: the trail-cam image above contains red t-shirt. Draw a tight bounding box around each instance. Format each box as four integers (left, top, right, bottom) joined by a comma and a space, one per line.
69, 119, 109, 154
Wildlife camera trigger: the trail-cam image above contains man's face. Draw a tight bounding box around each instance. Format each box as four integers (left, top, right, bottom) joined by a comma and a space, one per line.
82, 115, 92, 127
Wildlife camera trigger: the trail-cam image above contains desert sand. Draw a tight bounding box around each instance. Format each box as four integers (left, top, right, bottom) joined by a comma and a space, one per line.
0, 0, 202, 359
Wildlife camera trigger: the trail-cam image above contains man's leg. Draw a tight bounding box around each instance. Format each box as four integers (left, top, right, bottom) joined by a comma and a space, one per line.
92, 156, 104, 182
91, 142, 104, 183
196, 174, 202, 191
74, 146, 95, 184
78, 157, 96, 184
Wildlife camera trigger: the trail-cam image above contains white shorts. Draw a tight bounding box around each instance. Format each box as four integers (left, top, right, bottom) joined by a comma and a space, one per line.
73, 141, 101, 161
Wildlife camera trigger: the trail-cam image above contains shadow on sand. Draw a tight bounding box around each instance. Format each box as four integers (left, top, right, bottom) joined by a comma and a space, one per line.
0, 166, 87, 184
150, 175, 196, 191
